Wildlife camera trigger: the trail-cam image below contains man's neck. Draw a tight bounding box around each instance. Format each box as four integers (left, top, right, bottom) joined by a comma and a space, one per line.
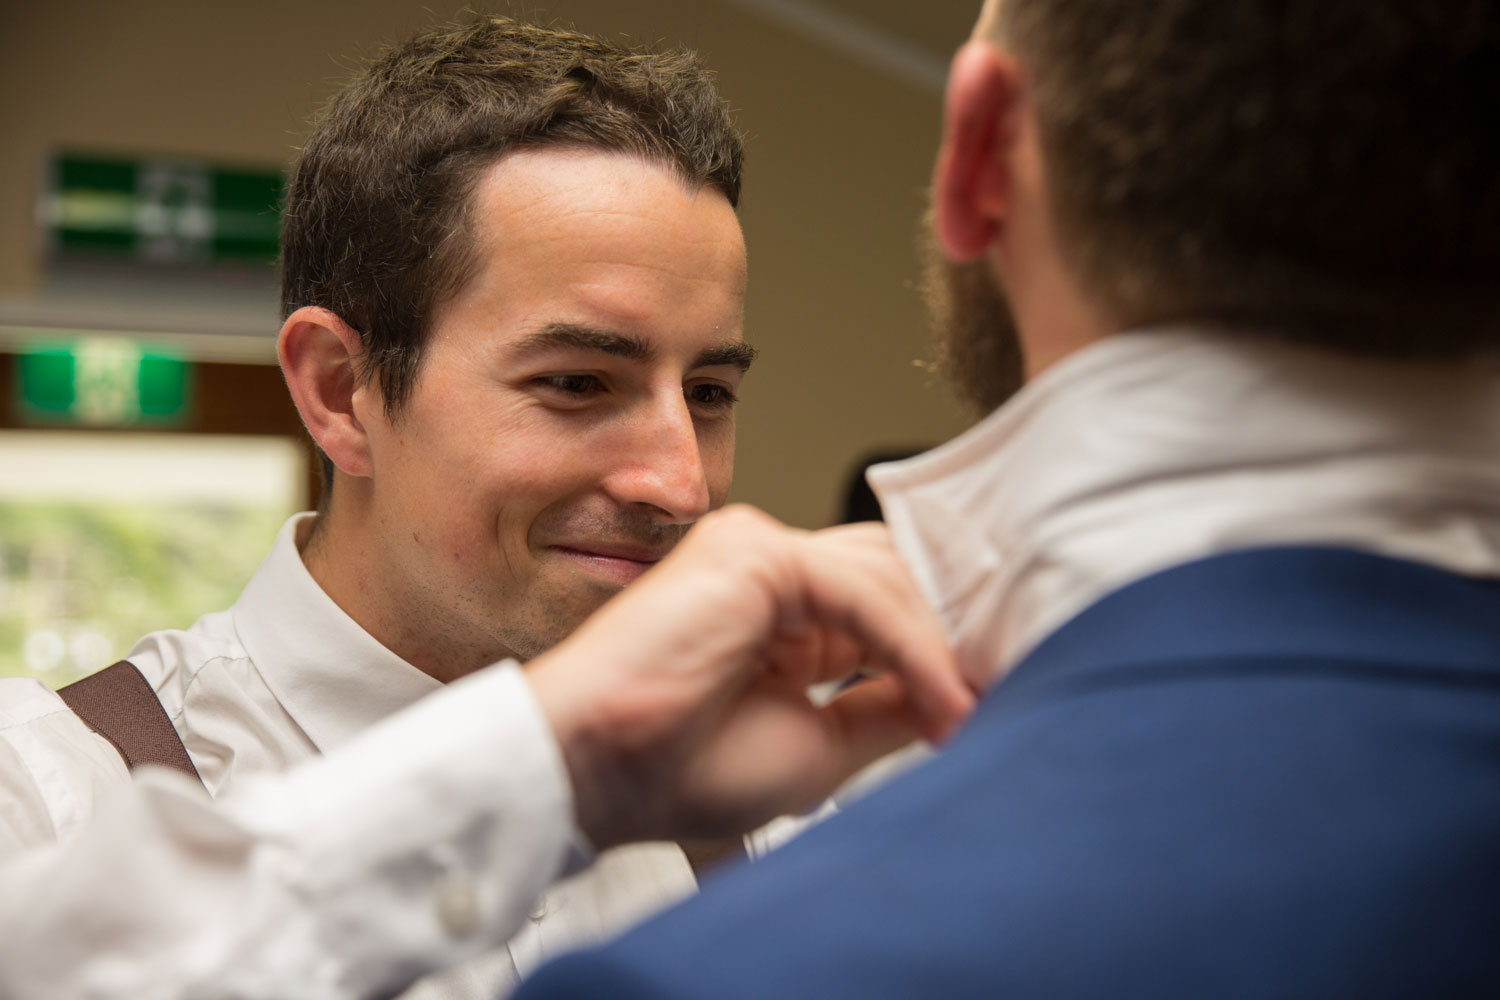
298, 505, 512, 684
991, 231, 1113, 381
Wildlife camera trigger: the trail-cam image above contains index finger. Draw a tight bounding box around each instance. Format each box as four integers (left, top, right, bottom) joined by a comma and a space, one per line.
786, 530, 975, 743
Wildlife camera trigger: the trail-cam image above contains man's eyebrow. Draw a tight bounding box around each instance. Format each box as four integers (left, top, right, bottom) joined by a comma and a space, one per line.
508, 324, 653, 362
509, 323, 758, 373
695, 342, 758, 373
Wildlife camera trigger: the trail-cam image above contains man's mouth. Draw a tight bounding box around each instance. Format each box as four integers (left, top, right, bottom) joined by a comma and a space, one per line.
549, 543, 669, 586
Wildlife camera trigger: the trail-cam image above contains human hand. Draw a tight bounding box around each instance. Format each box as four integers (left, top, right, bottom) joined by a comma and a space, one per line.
525, 504, 974, 850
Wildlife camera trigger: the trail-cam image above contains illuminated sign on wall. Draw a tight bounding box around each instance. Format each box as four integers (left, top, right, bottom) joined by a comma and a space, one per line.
16, 340, 192, 427
42, 153, 284, 267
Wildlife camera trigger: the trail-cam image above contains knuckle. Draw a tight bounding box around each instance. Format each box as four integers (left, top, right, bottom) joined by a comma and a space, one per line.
702, 503, 779, 537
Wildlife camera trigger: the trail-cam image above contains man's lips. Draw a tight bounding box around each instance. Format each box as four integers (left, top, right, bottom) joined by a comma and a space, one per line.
549, 544, 669, 586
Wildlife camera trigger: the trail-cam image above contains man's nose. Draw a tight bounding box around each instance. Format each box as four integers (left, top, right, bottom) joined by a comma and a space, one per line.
602, 394, 713, 523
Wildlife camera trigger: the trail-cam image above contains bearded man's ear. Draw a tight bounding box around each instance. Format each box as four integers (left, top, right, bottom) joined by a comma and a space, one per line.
933, 40, 1021, 262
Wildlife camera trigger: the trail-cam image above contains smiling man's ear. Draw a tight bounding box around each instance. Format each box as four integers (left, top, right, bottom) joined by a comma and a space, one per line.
933, 39, 1023, 262
278, 306, 376, 479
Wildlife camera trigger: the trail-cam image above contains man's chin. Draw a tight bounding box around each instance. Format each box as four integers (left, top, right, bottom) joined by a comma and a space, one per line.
498, 585, 617, 665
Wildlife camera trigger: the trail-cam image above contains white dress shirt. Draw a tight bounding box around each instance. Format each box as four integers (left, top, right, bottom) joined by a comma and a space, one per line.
871, 327, 1500, 688
0, 514, 698, 1000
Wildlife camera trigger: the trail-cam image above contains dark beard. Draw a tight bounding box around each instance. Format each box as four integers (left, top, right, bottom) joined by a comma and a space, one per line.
919, 219, 1026, 415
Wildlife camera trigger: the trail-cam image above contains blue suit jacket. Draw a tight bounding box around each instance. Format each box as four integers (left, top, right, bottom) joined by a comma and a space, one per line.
517, 548, 1500, 998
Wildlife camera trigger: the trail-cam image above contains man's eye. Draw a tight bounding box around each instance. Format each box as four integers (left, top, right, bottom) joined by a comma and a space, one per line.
687, 383, 739, 409
539, 374, 603, 396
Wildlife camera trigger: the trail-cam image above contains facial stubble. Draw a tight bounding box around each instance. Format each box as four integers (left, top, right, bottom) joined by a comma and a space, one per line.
919, 214, 1026, 415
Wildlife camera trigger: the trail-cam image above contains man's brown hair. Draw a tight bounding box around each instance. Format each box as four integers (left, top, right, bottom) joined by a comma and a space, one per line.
280, 16, 743, 490
999, 1, 1500, 356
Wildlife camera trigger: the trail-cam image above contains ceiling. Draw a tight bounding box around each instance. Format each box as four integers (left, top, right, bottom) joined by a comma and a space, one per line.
712, 0, 978, 95
816, 0, 977, 63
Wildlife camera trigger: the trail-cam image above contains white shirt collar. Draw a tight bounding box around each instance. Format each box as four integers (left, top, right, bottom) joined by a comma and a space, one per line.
871, 327, 1500, 688
231, 513, 442, 752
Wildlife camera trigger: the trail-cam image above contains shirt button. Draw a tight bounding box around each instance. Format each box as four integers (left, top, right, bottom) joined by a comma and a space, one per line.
434, 876, 481, 938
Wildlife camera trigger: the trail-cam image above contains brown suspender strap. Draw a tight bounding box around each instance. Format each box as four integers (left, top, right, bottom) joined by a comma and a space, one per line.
58, 660, 203, 786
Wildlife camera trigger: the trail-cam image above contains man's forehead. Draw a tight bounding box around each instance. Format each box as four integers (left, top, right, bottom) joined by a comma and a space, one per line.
476, 146, 732, 223
429, 146, 747, 364
466, 148, 746, 280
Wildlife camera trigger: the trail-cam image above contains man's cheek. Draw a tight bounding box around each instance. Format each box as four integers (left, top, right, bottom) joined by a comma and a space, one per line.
705, 438, 736, 509
422, 511, 503, 571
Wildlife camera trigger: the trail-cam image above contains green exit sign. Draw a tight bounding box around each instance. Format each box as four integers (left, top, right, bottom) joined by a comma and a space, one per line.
16, 340, 193, 427
44, 152, 284, 267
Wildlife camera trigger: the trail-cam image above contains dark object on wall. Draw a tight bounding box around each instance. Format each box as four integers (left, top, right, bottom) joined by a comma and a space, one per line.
837, 447, 929, 524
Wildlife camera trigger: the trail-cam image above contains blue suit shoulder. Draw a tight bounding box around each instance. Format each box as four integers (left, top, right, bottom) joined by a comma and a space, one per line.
519, 548, 1500, 1000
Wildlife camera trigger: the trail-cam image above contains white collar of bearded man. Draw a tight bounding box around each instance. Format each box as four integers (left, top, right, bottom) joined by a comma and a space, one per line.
870, 325, 1500, 688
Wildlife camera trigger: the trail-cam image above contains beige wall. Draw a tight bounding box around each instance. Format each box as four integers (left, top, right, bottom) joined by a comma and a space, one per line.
0, 0, 975, 528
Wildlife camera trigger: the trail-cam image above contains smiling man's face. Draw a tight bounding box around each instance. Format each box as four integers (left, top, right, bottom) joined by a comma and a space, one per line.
358, 147, 750, 670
